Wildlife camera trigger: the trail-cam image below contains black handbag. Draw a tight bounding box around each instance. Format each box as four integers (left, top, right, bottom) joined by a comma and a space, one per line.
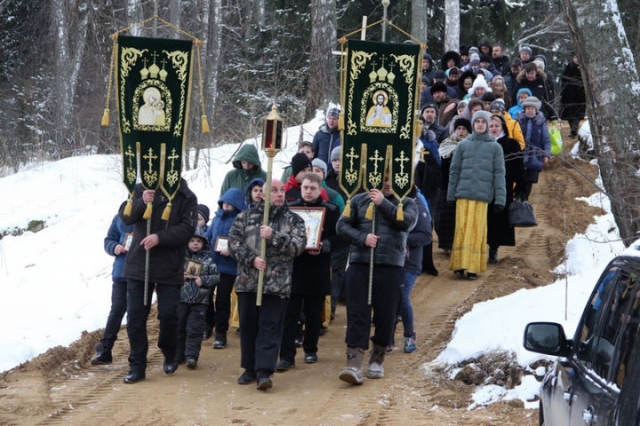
508, 200, 537, 227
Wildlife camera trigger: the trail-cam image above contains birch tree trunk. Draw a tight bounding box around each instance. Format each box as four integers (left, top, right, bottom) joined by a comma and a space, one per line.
51, 0, 91, 155
444, 0, 460, 52
563, 0, 640, 246
306, 0, 338, 120
411, 0, 427, 44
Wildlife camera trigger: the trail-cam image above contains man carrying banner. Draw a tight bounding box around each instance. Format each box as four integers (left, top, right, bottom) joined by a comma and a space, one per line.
119, 178, 197, 383
336, 175, 417, 385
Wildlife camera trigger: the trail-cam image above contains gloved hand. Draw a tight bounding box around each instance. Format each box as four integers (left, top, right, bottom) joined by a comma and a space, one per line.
493, 204, 504, 213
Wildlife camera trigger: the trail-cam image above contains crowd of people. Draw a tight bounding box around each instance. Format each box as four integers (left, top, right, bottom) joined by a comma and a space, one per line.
89, 39, 585, 390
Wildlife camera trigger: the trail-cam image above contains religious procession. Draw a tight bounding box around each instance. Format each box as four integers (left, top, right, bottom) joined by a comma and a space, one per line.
90, 14, 583, 393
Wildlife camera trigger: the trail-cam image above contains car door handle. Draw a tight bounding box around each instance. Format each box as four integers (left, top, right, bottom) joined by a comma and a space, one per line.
563, 388, 576, 404
582, 407, 597, 424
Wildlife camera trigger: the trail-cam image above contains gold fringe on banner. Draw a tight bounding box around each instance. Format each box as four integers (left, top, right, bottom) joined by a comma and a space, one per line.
123, 197, 133, 217
343, 198, 351, 218
396, 201, 404, 221
201, 115, 210, 133
143, 203, 153, 220
101, 36, 117, 127
365, 201, 375, 220
161, 202, 172, 220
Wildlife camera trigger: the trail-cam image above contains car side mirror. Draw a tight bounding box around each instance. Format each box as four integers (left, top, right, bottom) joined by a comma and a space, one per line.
524, 322, 569, 356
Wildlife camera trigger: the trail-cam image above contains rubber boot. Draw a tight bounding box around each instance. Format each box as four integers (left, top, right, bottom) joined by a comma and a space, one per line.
488, 247, 498, 264
368, 344, 386, 379
338, 347, 364, 385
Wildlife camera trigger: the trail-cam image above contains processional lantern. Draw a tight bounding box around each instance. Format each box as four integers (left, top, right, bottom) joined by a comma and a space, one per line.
257, 103, 283, 306
262, 104, 283, 152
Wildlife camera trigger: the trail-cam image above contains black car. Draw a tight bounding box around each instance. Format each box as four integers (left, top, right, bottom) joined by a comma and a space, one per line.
524, 248, 640, 426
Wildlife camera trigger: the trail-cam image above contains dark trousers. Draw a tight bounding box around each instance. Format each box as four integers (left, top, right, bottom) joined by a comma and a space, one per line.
345, 263, 402, 349
214, 273, 235, 334
176, 303, 207, 361
330, 245, 349, 313
237, 292, 287, 376
126, 279, 180, 372
280, 293, 324, 362
99, 278, 127, 351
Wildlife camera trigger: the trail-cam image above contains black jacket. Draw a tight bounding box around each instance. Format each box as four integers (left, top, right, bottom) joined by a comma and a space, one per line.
288, 197, 340, 295
120, 179, 197, 286
337, 192, 418, 267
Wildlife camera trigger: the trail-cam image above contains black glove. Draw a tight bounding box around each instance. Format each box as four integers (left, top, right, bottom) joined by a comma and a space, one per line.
493, 204, 504, 213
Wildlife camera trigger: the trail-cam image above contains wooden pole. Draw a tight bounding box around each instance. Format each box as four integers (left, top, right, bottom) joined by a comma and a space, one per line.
256, 152, 275, 306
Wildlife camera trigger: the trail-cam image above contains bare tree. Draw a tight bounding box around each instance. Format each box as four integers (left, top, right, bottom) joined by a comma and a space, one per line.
563, 0, 640, 246
411, 0, 427, 44
306, 0, 338, 120
443, 0, 459, 52
51, 0, 92, 156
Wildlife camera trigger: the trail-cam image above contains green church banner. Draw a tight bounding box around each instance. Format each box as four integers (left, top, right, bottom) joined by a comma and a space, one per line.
116, 35, 194, 206
339, 40, 421, 200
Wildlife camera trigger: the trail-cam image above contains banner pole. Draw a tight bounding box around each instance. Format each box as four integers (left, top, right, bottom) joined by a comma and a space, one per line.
257, 153, 274, 306
144, 211, 152, 306
368, 208, 376, 305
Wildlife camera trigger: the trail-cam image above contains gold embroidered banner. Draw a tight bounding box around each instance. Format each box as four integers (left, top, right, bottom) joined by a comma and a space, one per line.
339, 40, 421, 200
116, 35, 193, 202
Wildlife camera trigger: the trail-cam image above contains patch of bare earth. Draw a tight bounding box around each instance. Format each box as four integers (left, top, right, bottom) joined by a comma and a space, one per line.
0, 129, 601, 425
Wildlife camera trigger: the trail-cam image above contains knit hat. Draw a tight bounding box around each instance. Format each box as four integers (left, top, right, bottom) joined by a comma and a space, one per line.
430, 82, 447, 95
468, 74, 490, 95
197, 204, 210, 224
448, 66, 460, 76
532, 59, 545, 71
291, 152, 313, 176
469, 53, 480, 66
330, 146, 341, 162
469, 46, 480, 56
521, 96, 542, 111
471, 110, 492, 131
481, 92, 496, 103
453, 118, 472, 134
490, 99, 506, 113
479, 54, 492, 64
433, 70, 446, 82
192, 226, 209, 248
311, 158, 327, 178
519, 46, 532, 56
327, 107, 340, 118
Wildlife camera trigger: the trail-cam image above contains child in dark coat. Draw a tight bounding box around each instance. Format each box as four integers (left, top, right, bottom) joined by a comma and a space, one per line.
176, 228, 219, 369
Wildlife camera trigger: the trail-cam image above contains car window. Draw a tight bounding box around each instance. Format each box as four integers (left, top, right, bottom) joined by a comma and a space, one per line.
575, 264, 640, 387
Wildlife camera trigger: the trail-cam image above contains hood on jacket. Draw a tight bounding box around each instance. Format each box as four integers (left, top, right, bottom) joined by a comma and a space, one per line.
440, 50, 462, 70
232, 144, 263, 171
515, 88, 533, 106
245, 177, 265, 205
218, 187, 247, 212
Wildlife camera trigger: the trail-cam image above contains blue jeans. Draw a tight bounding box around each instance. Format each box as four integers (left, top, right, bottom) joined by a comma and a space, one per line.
400, 272, 418, 336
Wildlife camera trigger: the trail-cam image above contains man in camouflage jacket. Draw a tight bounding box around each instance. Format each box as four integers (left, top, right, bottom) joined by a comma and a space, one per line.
228, 179, 307, 390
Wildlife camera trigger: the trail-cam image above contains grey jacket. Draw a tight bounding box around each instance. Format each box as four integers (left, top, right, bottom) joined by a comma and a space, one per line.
447, 131, 506, 206
337, 192, 418, 267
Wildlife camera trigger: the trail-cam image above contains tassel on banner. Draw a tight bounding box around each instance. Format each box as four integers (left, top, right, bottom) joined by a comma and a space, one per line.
365, 201, 375, 220
123, 197, 133, 217
342, 198, 351, 218
396, 201, 404, 221
161, 202, 172, 221
201, 115, 210, 133
143, 202, 153, 220
338, 113, 345, 131
101, 109, 110, 127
